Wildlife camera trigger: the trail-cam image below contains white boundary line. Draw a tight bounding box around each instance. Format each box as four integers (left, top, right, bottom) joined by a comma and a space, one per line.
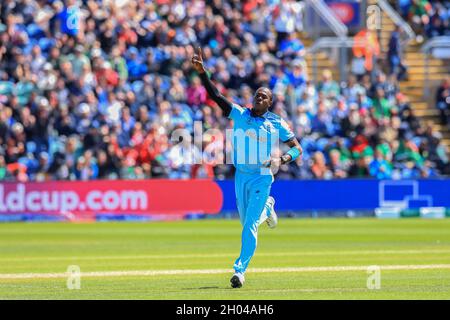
1, 264, 450, 280
2, 249, 450, 262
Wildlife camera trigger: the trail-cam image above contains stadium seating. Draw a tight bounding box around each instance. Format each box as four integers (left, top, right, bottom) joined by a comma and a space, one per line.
0, 0, 448, 182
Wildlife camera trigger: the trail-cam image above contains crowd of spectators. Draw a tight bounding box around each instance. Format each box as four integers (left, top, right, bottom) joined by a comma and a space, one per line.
397, 0, 450, 41
0, 0, 449, 182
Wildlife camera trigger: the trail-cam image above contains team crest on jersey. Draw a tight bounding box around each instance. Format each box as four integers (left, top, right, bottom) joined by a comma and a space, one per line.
265, 122, 275, 132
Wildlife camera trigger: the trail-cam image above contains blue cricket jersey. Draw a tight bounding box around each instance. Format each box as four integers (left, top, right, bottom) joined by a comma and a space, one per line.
228, 103, 295, 175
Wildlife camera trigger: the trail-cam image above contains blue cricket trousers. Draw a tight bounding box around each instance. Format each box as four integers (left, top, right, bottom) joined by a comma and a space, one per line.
233, 170, 274, 274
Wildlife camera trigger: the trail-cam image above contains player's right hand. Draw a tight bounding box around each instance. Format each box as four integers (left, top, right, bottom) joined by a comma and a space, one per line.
191, 47, 205, 74
261, 157, 282, 168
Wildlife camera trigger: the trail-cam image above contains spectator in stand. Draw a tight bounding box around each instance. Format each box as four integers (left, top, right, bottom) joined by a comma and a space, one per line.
286, 59, 307, 89
398, 0, 412, 20
126, 47, 148, 81
278, 33, 306, 60
311, 103, 334, 136
342, 75, 365, 104
310, 151, 332, 179
56, 0, 81, 38
186, 76, 207, 108
436, 76, 450, 126
409, 0, 433, 42
372, 88, 394, 119
352, 29, 380, 77
317, 69, 340, 100
349, 155, 372, 177
369, 148, 393, 179
387, 26, 408, 81
328, 149, 349, 178
271, 0, 304, 46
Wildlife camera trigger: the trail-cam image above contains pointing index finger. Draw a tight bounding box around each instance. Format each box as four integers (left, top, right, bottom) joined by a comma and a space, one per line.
197, 47, 202, 59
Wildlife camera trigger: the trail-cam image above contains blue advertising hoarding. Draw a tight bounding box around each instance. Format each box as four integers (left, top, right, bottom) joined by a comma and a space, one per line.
217, 179, 450, 212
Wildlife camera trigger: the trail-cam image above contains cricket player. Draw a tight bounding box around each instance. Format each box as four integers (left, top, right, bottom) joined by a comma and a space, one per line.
192, 48, 302, 288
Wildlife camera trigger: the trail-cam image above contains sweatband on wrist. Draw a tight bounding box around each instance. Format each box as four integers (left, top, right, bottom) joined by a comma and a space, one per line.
286, 147, 301, 162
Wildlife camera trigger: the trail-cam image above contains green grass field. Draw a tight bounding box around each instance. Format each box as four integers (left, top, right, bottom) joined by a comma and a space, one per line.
0, 218, 450, 299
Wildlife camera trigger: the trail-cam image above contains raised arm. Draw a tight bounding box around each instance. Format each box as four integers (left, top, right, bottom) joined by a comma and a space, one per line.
191, 47, 232, 117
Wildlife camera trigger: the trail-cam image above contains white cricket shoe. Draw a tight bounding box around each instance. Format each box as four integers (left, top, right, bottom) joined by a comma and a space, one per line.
230, 273, 245, 288
265, 196, 277, 229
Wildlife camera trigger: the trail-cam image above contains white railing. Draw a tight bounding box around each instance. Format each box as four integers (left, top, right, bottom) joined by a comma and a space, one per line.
307, 37, 355, 53
421, 36, 450, 97
421, 36, 450, 54
376, 0, 415, 44
305, 0, 348, 38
